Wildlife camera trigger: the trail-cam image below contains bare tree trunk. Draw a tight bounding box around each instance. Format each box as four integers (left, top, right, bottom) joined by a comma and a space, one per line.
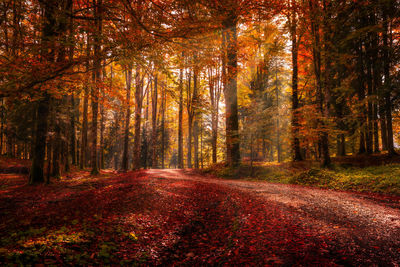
382, 5, 396, 156
200, 116, 204, 168
290, 0, 302, 161
80, 34, 90, 169
161, 83, 166, 169
0, 98, 4, 155
133, 67, 144, 170
99, 62, 106, 170
310, 0, 330, 167
275, 66, 281, 163
366, 47, 374, 154
30, 93, 50, 184
121, 67, 132, 171
52, 102, 61, 178
90, 0, 102, 175
30, 0, 61, 183
178, 66, 184, 168
46, 137, 52, 184
193, 68, 199, 168
223, 13, 240, 167
186, 69, 193, 168
209, 67, 221, 164
151, 73, 158, 168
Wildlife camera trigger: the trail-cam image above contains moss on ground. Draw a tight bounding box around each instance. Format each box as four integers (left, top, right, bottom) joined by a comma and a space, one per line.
204, 161, 400, 196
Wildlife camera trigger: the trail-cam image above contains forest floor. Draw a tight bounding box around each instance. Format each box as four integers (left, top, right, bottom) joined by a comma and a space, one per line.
1, 163, 400, 265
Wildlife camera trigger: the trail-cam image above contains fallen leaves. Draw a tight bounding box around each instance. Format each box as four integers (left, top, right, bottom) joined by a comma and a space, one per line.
0, 169, 344, 265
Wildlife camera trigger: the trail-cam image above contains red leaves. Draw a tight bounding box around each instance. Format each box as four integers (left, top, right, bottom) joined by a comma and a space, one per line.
0, 169, 345, 265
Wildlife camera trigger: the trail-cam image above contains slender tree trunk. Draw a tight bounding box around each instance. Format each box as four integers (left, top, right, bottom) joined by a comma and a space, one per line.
366, 49, 374, 154
133, 67, 144, 170
209, 67, 220, 164
80, 35, 90, 169
186, 69, 193, 168
187, 116, 192, 168
70, 95, 76, 165
99, 63, 106, 170
193, 118, 199, 168
161, 84, 166, 169
121, 67, 132, 171
200, 116, 204, 168
151, 73, 158, 168
91, 0, 102, 175
223, 13, 240, 167
52, 104, 61, 178
178, 66, 184, 168
382, 6, 396, 156
193, 69, 199, 168
0, 98, 3, 155
290, 0, 302, 161
310, 0, 330, 167
275, 67, 281, 163
46, 137, 52, 184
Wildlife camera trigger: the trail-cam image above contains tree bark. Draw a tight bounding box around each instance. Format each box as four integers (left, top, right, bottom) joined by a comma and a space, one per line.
161, 83, 166, 169
178, 66, 184, 168
121, 67, 132, 171
90, 0, 102, 175
151, 73, 158, 168
30, 93, 50, 184
133, 67, 144, 170
80, 34, 90, 169
223, 13, 240, 167
193, 68, 199, 169
382, 4, 396, 156
290, 0, 303, 161
30, 0, 61, 183
310, 0, 330, 167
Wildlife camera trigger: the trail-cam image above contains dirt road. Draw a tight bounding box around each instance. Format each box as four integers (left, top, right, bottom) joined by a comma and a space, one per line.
146, 169, 400, 266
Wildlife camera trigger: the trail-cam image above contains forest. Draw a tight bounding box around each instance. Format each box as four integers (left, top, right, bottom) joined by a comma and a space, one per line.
0, 0, 400, 265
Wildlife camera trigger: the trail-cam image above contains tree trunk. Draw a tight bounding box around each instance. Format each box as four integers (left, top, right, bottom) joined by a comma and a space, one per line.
209, 67, 220, 164
310, 0, 330, 167
30, 93, 50, 184
223, 13, 240, 167
151, 73, 158, 168
382, 5, 396, 156
121, 67, 132, 171
133, 67, 143, 170
70, 95, 76, 165
161, 84, 166, 169
366, 47, 374, 154
30, 0, 59, 184
193, 69, 199, 168
187, 115, 193, 168
275, 67, 281, 163
178, 66, 184, 168
90, 0, 102, 175
290, 0, 302, 162
80, 34, 90, 169
0, 98, 3, 155
186, 69, 193, 168
99, 63, 106, 170
52, 104, 61, 178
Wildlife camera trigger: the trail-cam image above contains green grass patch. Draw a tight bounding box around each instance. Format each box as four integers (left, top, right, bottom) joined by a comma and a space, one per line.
205, 162, 400, 196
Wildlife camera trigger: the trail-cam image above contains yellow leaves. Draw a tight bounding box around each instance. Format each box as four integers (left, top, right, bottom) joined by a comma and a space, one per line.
129, 232, 138, 241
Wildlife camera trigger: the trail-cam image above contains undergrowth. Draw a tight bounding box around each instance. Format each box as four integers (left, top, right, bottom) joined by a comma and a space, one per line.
204, 162, 400, 196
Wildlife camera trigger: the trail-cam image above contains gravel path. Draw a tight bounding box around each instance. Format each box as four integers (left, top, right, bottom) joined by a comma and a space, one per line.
147, 169, 400, 266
